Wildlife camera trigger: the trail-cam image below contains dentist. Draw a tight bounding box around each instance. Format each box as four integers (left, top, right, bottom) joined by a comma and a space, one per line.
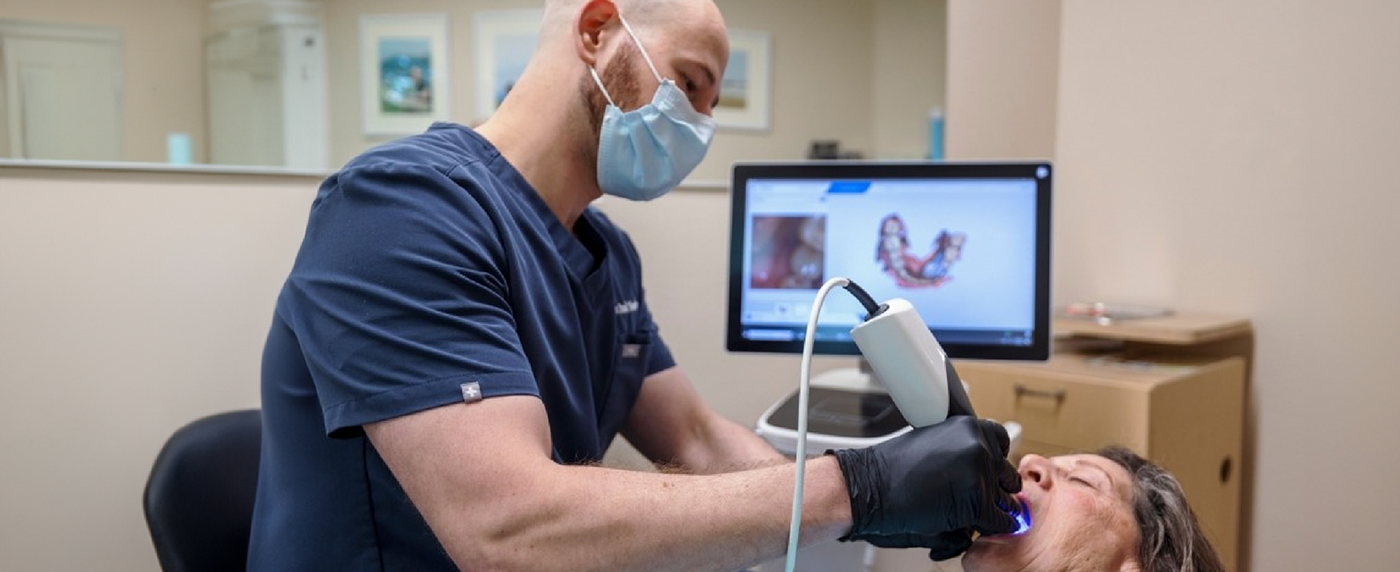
247, 1, 1020, 570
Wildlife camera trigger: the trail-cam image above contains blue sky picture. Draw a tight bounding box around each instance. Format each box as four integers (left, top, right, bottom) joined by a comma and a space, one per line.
378, 37, 433, 113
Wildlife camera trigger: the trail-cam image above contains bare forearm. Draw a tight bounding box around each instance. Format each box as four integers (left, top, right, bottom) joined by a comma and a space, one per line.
675, 413, 787, 474
437, 455, 850, 572
622, 367, 787, 474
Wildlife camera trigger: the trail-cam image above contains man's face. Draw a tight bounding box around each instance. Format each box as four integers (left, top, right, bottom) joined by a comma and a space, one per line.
640, 12, 728, 117
582, 40, 645, 137
581, 9, 728, 119
578, 8, 728, 164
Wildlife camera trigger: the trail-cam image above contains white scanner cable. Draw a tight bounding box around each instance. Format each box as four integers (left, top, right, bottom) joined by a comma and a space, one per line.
784, 276, 851, 572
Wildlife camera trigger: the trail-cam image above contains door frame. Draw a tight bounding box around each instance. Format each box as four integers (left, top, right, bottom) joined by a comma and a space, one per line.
0, 19, 123, 158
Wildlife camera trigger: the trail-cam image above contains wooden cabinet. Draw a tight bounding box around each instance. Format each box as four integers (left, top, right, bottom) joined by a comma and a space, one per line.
955, 313, 1250, 572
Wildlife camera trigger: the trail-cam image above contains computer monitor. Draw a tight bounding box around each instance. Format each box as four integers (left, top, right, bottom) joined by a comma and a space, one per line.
725, 161, 1052, 363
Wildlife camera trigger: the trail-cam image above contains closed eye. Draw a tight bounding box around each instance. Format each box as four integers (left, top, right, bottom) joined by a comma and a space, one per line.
678, 74, 704, 107
1069, 459, 1119, 492
672, 58, 719, 110
1069, 475, 1102, 490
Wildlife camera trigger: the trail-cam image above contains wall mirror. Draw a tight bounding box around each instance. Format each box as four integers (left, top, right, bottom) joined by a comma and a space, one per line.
0, 0, 944, 176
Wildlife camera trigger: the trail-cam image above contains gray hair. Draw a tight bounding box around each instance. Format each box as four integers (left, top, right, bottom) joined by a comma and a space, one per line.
1096, 446, 1226, 572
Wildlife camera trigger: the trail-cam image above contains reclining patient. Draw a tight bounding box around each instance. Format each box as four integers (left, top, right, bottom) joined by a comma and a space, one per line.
961, 447, 1225, 572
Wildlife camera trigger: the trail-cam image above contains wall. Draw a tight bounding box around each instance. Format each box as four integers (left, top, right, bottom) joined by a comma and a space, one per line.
949, 0, 1400, 570
0, 0, 210, 163
0, 167, 317, 571
1057, 3, 1400, 569
944, 0, 1060, 161
696, 0, 877, 179
872, 0, 947, 160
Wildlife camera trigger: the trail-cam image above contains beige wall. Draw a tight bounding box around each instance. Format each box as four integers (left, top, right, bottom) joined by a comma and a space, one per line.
950, 0, 1400, 570
1059, 3, 1400, 569
0, 168, 316, 571
872, 0, 947, 160
0, 0, 210, 163
945, 0, 1060, 161
696, 0, 876, 179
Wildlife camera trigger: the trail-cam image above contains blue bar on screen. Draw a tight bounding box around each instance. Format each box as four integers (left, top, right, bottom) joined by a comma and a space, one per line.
826, 181, 871, 194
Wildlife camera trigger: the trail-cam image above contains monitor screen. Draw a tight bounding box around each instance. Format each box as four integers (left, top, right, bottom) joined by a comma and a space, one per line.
725, 161, 1052, 361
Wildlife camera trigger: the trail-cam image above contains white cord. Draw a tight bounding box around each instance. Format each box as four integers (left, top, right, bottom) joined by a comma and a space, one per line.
784, 277, 851, 572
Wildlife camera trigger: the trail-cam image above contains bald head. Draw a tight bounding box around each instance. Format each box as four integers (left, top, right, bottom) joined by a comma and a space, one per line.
531, 0, 728, 113
540, 0, 727, 65
543, 0, 724, 35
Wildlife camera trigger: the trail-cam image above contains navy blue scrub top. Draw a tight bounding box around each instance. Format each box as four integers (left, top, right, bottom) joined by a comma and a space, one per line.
247, 123, 676, 571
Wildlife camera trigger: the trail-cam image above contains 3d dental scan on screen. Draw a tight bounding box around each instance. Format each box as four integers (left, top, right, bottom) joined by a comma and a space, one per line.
726, 162, 1053, 572
727, 162, 1053, 363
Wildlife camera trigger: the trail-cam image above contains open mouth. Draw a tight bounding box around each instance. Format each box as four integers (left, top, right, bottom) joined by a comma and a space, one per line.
981, 494, 1033, 540
1009, 496, 1032, 535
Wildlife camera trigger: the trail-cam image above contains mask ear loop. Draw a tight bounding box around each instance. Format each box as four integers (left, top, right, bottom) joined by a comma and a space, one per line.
589, 14, 673, 111
616, 15, 666, 84
588, 67, 618, 107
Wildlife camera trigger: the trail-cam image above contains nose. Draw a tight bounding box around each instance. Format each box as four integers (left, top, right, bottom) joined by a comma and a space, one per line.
691, 92, 716, 117
1019, 453, 1053, 489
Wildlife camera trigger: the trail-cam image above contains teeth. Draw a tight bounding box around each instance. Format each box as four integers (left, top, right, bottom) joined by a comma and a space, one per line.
1011, 499, 1033, 535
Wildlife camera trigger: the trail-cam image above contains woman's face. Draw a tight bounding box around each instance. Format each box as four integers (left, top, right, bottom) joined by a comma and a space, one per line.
962, 454, 1142, 572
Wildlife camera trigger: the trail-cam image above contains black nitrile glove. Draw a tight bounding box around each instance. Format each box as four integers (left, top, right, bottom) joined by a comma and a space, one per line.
944, 360, 976, 418
926, 530, 976, 561
828, 416, 1021, 553
848, 361, 1006, 561
847, 528, 982, 561
847, 530, 974, 561
927, 356, 1004, 560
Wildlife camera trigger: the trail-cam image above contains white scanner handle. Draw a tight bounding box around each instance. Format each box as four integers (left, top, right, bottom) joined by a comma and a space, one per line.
849, 298, 951, 428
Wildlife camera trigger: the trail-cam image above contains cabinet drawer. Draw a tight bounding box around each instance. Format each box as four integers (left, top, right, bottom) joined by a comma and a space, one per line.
959, 364, 1149, 452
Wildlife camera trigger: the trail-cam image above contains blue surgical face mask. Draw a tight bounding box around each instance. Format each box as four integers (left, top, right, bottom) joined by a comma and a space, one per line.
589, 15, 716, 201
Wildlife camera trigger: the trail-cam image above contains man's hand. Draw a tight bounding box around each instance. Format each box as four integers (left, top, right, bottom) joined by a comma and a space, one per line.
827, 416, 1020, 553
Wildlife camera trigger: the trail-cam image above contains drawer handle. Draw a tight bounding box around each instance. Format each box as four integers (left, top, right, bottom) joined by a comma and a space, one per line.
1013, 384, 1066, 404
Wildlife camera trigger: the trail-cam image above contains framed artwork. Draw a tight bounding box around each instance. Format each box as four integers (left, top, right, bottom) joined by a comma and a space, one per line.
359, 14, 451, 136
473, 9, 544, 122
715, 29, 772, 131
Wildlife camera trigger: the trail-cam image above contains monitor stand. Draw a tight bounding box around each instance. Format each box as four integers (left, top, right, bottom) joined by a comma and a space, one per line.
810, 358, 886, 394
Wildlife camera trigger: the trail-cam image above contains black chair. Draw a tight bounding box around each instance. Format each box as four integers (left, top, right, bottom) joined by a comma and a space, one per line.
143, 409, 262, 572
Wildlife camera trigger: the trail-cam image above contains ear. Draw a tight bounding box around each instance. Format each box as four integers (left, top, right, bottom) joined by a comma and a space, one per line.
574, 0, 619, 67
